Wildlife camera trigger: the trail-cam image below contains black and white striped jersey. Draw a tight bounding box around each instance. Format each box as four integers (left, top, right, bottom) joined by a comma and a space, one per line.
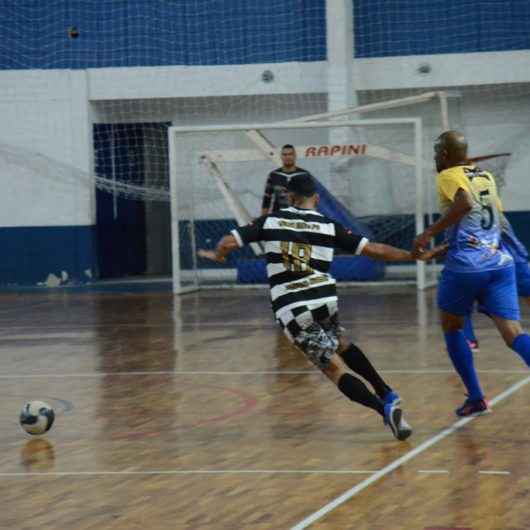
231, 207, 369, 318
261, 167, 312, 212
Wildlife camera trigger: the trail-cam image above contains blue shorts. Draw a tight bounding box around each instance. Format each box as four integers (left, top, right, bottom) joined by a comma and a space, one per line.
515, 260, 530, 297
438, 266, 520, 321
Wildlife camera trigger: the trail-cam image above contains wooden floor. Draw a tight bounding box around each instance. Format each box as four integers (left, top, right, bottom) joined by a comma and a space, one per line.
0, 286, 529, 530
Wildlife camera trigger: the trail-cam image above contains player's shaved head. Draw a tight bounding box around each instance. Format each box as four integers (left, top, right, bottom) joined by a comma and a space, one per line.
434, 130, 468, 172
438, 131, 468, 157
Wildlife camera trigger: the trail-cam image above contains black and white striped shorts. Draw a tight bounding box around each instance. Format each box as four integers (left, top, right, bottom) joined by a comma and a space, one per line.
277, 301, 342, 369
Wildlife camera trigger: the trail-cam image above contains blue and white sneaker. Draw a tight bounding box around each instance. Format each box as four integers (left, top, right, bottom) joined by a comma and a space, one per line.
384, 390, 401, 406
384, 402, 412, 441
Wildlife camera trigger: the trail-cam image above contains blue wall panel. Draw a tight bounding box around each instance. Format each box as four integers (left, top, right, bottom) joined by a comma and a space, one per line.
2, 0, 530, 69
354, 0, 530, 58
0, 225, 97, 285
1, 212, 528, 286
0, 0, 326, 69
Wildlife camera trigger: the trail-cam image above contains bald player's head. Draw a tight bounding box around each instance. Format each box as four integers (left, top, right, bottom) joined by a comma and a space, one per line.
434, 130, 468, 172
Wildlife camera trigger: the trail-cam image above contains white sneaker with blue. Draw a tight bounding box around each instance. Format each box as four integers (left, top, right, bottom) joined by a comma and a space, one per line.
384, 402, 412, 441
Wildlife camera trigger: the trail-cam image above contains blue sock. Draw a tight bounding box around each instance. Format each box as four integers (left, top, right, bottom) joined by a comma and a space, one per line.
511, 334, 530, 367
463, 315, 477, 343
444, 330, 484, 401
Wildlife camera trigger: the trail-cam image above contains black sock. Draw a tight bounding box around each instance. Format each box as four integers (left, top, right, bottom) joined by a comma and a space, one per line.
340, 343, 392, 399
338, 373, 385, 416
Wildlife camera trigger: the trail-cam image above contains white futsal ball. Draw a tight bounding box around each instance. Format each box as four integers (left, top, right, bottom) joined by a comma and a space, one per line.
19, 401, 55, 435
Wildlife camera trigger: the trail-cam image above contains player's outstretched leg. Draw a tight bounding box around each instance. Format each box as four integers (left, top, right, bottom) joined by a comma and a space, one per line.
294, 322, 412, 441
280, 308, 412, 441
339, 341, 400, 406
322, 354, 412, 441
441, 311, 490, 417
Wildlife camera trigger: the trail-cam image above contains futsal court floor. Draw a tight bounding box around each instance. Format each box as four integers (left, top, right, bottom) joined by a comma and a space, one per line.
0, 286, 529, 529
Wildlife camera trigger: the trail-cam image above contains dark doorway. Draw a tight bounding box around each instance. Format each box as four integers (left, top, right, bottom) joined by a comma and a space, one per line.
94, 122, 171, 279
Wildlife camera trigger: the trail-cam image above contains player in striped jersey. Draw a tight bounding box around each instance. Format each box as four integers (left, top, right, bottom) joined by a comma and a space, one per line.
200, 174, 443, 441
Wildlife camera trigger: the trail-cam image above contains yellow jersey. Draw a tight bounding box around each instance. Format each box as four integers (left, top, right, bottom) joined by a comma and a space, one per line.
437, 165, 512, 271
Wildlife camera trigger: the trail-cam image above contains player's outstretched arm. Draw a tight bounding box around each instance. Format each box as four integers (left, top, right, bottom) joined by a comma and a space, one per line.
419, 243, 449, 261
198, 234, 239, 264
413, 188, 473, 254
360, 242, 413, 262
360, 242, 448, 262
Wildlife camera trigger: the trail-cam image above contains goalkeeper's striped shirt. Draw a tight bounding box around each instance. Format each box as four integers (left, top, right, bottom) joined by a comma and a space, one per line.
231, 207, 368, 318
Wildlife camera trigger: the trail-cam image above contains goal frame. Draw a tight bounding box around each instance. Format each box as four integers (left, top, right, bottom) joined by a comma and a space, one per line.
169, 117, 435, 295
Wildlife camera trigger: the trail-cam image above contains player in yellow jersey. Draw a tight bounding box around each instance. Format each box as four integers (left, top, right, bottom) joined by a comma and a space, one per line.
414, 131, 530, 417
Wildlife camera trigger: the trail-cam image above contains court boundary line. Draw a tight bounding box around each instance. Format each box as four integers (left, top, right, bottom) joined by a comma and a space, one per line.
290, 374, 530, 530
0, 369, 526, 379
0, 468, 516, 478
0, 469, 379, 477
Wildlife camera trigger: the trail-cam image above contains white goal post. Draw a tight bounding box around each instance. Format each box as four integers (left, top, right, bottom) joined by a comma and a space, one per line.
169, 117, 438, 295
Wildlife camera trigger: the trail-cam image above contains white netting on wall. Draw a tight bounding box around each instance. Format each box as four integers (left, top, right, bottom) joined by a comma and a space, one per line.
355, 84, 530, 210
91, 95, 328, 202
1, 1, 326, 69
1, 1, 329, 204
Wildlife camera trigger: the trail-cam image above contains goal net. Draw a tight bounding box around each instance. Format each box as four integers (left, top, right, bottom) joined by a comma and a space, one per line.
169, 118, 437, 294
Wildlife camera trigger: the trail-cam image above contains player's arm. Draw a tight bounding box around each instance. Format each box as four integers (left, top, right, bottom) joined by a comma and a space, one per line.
413, 174, 473, 255
361, 242, 447, 262
359, 242, 447, 261
334, 223, 433, 262
198, 217, 266, 263
261, 174, 273, 216
198, 234, 239, 263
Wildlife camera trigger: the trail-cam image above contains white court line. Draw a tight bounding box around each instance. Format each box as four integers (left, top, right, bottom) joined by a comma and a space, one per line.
0, 320, 434, 329
0, 333, 95, 341
382, 369, 527, 375
0, 369, 526, 379
0, 469, 378, 477
0, 370, 316, 379
290, 374, 530, 530
0, 468, 515, 478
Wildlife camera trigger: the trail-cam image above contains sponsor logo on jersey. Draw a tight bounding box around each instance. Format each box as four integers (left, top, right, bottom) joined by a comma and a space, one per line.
278, 220, 321, 231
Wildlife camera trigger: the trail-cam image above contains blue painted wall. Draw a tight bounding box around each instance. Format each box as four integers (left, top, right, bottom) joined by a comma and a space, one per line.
354, 0, 530, 58
2, 0, 530, 70
0, 226, 97, 285
1, 213, 529, 286
0, 0, 326, 69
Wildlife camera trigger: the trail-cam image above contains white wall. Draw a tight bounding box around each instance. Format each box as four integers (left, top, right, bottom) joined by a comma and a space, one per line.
1, 49, 530, 232
0, 70, 93, 227
85, 51, 530, 100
